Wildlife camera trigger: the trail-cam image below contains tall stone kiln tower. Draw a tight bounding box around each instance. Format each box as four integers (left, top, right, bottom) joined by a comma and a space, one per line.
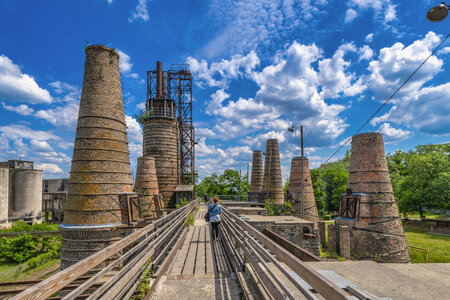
262, 139, 284, 204
334, 132, 409, 262
60, 45, 133, 268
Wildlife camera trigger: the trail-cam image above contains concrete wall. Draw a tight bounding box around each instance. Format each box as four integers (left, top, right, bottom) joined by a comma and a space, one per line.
43, 179, 69, 193
0, 168, 8, 223
9, 169, 42, 219
249, 221, 320, 256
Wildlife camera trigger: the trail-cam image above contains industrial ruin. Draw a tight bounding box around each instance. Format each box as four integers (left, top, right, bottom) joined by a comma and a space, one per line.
1, 45, 426, 300
0, 160, 42, 227
262, 139, 284, 203
328, 132, 410, 262
288, 157, 319, 226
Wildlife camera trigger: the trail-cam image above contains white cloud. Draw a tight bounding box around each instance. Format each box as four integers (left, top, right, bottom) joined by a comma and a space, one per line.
129, 0, 149, 23
384, 4, 397, 23
117, 50, 139, 79
365, 33, 374, 43
35, 163, 64, 174
206, 89, 230, 115
187, 51, 260, 89
197, 128, 216, 138
34, 102, 79, 129
204, 0, 328, 57
374, 83, 450, 135
0, 124, 59, 141
125, 115, 142, 144
367, 32, 443, 101
345, 8, 358, 23
30, 140, 53, 152
1, 102, 34, 115
358, 45, 374, 61
0, 54, 52, 104
377, 123, 414, 143
438, 47, 450, 55
346, 0, 397, 25
107, 0, 113, 4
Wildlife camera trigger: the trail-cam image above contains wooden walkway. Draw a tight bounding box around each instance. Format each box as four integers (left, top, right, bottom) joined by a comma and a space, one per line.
151, 205, 241, 300
167, 206, 231, 279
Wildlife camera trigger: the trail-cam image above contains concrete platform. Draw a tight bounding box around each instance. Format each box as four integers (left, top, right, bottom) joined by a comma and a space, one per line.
306, 261, 450, 300
227, 206, 268, 216
221, 201, 265, 207
239, 214, 313, 225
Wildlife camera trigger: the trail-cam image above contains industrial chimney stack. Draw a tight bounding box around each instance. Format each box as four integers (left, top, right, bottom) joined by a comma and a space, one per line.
60, 45, 133, 268
249, 150, 263, 202
289, 157, 319, 225
332, 132, 410, 262
262, 139, 284, 204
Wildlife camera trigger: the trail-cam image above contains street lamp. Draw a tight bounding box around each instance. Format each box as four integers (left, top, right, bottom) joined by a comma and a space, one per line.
288, 124, 304, 219
427, 2, 449, 22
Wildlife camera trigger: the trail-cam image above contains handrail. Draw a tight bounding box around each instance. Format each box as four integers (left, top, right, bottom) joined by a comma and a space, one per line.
221, 207, 353, 300
11, 199, 200, 300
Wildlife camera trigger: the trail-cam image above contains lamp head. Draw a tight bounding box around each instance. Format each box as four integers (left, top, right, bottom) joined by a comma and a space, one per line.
427, 2, 449, 22
287, 125, 294, 133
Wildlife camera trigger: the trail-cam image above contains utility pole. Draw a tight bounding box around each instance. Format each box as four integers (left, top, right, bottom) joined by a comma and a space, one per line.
238, 170, 242, 201
300, 125, 304, 220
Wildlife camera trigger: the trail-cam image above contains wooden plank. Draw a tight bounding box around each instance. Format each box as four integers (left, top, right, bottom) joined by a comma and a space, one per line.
194, 226, 206, 275
142, 226, 189, 300
182, 226, 200, 275
205, 225, 215, 275
223, 209, 352, 300
169, 227, 195, 275
214, 237, 228, 275
11, 200, 200, 300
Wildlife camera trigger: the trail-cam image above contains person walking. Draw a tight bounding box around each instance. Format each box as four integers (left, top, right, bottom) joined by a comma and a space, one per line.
208, 197, 222, 241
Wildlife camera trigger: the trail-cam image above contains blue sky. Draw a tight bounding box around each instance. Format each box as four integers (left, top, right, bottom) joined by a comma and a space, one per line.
0, 0, 449, 181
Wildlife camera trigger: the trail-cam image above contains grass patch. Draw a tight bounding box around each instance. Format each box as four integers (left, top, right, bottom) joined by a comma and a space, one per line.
0, 258, 60, 282
320, 248, 346, 261
405, 213, 448, 220
404, 226, 450, 263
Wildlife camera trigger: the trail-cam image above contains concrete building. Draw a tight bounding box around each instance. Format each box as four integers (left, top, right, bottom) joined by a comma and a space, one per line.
43, 179, 69, 193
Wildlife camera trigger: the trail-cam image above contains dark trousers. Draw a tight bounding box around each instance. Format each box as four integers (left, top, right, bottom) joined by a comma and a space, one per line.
211, 221, 220, 240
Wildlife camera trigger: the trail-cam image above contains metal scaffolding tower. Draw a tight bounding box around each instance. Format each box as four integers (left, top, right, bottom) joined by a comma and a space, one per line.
145, 64, 195, 185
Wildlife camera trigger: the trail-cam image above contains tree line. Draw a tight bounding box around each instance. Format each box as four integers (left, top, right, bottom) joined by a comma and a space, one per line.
196, 143, 449, 218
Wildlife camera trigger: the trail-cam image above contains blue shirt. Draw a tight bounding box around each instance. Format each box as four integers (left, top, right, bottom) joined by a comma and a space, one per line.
208, 204, 222, 222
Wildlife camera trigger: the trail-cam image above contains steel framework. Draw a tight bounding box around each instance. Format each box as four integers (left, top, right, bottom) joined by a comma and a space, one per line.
146, 64, 195, 185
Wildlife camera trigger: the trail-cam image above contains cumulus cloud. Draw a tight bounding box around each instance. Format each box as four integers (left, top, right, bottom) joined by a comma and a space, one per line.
0, 54, 52, 104
30, 140, 54, 152
129, 0, 149, 22
35, 163, 64, 174
365, 33, 374, 43
34, 102, 79, 129
377, 123, 413, 143
345, 8, 358, 23
0, 124, 60, 141
187, 51, 259, 89
125, 115, 142, 144
367, 32, 443, 101
358, 45, 374, 61
206, 89, 230, 115
1, 102, 34, 116
373, 83, 450, 135
117, 50, 139, 79
197, 128, 216, 138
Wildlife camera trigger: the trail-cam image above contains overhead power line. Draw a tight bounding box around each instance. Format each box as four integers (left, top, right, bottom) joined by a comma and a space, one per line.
321, 33, 450, 166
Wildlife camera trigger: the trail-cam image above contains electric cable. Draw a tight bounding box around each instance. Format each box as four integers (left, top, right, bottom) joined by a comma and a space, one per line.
321, 33, 450, 166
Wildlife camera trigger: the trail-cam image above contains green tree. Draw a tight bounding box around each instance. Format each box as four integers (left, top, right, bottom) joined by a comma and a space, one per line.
397, 146, 450, 218
195, 169, 248, 197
